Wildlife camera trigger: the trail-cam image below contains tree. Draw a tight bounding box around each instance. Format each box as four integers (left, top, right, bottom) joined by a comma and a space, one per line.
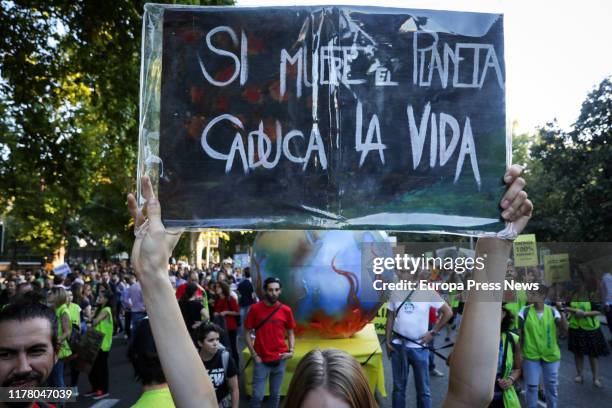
526, 77, 612, 241
0, 0, 234, 263
511, 120, 532, 170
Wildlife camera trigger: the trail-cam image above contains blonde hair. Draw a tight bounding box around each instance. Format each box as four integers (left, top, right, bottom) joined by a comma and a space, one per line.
50, 287, 67, 308
284, 348, 378, 408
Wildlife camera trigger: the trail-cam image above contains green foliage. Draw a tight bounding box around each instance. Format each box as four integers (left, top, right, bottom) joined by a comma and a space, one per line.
1, 1, 607, 256
525, 78, 612, 241
511, 129, 531, 169
0, 0, 234, 258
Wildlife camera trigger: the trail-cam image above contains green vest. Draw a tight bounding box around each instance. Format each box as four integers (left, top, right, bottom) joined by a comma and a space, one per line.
67, 302, 81, 326
201, 289, 209, 310
500, 332, 521, 408
516, 290, 528, 309
94, 306, 113, 352
56, 304, 72, 359
522, 305, 560, 362
505, 290, 527, 331
568, 301, 600, 330
448, 290, 460, 308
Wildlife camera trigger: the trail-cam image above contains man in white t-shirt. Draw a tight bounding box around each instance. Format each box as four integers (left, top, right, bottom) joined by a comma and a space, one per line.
386, 269, 453, 408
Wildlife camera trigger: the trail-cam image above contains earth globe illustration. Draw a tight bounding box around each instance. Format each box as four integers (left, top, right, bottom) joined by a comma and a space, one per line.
251, 230, 395, 338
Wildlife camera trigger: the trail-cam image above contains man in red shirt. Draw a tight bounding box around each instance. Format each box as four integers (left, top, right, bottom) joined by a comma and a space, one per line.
244, 277, 295, 408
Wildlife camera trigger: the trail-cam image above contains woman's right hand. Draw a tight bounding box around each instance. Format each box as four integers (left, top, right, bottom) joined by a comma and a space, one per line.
127, 176, 182, 283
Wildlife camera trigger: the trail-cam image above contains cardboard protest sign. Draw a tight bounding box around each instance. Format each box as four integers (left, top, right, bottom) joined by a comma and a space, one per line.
77, 330, 104, 374
539, 247, 551, 265
234, 253, 250, 268
544, 254, 570, 284
513, 234, 538, 267
373, 303, 388, 335
139, 5, 507, 232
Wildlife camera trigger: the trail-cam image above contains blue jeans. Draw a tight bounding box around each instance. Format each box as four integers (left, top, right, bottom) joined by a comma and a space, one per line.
523, 358, 560, 408
249, 360, 286, 408
391, 345, 431, 408
47, 360, 65, 388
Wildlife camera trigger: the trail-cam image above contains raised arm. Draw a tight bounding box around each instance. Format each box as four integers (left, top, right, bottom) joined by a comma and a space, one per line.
128, 176, 218, 408
444, 165, 533, 408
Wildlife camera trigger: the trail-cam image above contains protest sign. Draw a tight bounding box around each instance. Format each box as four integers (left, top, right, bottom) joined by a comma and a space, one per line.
77, 329, 104, 374
373, 303, 388, 335
457, 247, 476, 259
53, 263, 71, 277
539, 247, 551, 265
139, 5, 507, 233
234, 253, 250, 268
544, 253, 570, 284
436, 246, 458, 259
513, 234, 538, 267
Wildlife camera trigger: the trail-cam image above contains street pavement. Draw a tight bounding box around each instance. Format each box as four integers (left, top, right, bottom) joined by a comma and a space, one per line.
70, 324, 611, 407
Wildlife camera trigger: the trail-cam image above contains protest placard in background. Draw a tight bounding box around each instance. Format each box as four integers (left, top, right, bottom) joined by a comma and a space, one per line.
539, 247, 551, 265
233, 253, 250, 269
139, 5, 507, 233
373, 303, 388, 335
513, 234, 538, 267
544, 253, 570, 284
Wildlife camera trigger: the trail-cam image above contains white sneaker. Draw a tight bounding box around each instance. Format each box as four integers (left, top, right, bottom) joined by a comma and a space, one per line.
430, 368, 445, 377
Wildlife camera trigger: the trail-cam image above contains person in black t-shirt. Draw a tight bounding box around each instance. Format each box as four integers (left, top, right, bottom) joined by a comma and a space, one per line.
179, 283, 209, 345
197, 323, 239, 408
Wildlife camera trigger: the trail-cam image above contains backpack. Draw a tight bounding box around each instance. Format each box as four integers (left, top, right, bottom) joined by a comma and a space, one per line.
219, 349, 232, 408
221, 348, 229, 373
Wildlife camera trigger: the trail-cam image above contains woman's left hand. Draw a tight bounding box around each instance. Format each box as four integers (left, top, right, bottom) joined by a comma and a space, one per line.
500, 164, 533, 235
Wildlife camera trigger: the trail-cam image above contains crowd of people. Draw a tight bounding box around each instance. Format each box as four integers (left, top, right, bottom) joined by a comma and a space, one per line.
0, 166, 610, 408
0, 260, 254, 397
